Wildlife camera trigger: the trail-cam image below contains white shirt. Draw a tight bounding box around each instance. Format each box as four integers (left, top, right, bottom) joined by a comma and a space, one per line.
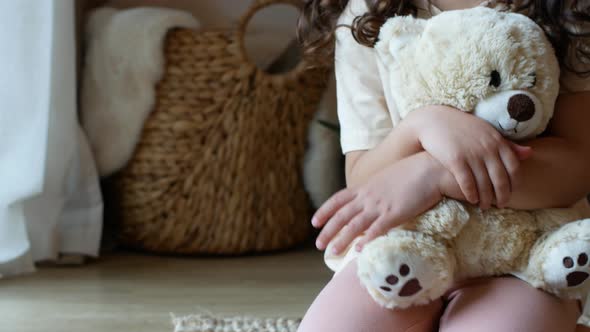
335, 0, 590, 154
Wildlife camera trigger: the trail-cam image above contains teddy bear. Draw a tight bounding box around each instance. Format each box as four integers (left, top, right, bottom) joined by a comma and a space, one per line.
324, 6, 590, 317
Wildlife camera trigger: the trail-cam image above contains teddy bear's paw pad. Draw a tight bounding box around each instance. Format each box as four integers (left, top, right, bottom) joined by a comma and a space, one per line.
543, 239, 590, 291
371, 259, 429, 304
357, 231, 454, 309
378, 264, 423, 298
563, 253, 589, 287
360, 248, 436, 306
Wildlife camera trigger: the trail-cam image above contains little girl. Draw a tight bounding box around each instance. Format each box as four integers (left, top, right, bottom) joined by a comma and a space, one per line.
297, 0, 590, 331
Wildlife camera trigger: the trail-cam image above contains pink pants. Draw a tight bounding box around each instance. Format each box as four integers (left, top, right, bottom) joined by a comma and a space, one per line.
298, 260, 590, 332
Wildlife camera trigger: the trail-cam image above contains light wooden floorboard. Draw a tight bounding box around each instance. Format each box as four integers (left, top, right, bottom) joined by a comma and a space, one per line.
1, 247, 330, 332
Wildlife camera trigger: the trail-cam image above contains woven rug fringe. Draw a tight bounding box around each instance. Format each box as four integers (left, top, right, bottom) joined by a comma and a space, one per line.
171, 312, 301, 332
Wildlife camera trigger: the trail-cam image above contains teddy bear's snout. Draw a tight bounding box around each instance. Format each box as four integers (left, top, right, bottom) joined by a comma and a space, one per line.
508, 94, 535, 122
474, 90, 545, 140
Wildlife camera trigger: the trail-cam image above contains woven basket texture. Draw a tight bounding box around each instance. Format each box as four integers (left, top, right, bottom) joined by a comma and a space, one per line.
114, 0, 329, 254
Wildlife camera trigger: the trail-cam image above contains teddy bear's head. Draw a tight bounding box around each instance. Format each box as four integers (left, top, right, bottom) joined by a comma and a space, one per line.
375, 7, 560, 140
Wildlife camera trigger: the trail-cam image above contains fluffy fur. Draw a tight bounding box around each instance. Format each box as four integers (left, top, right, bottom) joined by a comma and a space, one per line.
325, 7, 590, 325
375, 6, 560, 140
80, 7, 199, 176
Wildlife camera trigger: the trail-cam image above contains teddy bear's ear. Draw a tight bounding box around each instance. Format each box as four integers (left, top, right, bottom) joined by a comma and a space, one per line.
375, 16, 426, 64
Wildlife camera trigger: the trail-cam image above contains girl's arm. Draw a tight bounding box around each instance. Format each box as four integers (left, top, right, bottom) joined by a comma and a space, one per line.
346, 105, 531, 208
421, 92, 590, 209
344, 118, 422, 188
314, 151, 464, 253
318, 91, 590, 252
505, 92, 590, 209
347, 92, 590, 211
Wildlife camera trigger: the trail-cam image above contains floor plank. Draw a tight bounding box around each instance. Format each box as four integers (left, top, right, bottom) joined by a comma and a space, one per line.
1, 247, 330, 332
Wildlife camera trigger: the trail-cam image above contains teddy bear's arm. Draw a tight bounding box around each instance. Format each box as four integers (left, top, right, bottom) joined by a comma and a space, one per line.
414, 198, 471, 239
532, 208, 583, 232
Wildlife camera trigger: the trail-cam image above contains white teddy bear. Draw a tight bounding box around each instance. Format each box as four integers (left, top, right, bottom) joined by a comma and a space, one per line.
324, 6, 590, 318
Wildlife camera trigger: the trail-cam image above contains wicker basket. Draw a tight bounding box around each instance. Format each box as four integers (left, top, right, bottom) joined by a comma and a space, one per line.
114, 0, 329, 254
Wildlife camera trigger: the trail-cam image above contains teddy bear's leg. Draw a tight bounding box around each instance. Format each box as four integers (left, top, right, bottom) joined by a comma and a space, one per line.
527, 218, 590, 299
357, 229, 455, 309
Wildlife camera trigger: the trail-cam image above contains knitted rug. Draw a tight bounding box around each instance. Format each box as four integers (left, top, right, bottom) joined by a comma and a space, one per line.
172, 313, 301, 332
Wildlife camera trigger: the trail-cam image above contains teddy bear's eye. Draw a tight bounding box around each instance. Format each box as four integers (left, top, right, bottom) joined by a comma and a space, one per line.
490, 70, 501, 88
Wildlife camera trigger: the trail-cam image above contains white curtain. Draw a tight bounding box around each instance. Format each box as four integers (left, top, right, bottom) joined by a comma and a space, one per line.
0, 0, 103, 277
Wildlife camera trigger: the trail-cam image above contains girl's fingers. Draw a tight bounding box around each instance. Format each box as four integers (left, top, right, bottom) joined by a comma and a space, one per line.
468, 158, 494, 210
499, 143, 521, 184
509, 141, 533, 160
449, 159, 479, 204
485, 152, 511, 208
330, 211, 379, 254
355, 215, 396, 251
316, 202, 363, 250
312, 189, 356, 228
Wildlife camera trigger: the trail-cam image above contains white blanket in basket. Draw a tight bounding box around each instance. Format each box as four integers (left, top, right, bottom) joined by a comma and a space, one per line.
81, 7, 199, 176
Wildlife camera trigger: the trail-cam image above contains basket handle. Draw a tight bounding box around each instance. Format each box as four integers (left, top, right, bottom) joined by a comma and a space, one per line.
236, 0, 308, 82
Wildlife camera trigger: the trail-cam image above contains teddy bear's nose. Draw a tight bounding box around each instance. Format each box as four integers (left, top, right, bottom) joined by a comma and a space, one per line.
508, 94, 535, 122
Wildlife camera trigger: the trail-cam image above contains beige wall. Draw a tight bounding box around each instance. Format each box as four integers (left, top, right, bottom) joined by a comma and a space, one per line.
101, 0, 299, 29
75, 0, 301, 80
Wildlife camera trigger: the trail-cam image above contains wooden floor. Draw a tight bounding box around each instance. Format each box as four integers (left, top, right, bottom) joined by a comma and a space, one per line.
1, 246, 331, 332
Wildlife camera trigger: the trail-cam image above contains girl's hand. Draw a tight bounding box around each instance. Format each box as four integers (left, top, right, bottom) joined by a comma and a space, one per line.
312, 152, 446, 254
403, 106, 533, 209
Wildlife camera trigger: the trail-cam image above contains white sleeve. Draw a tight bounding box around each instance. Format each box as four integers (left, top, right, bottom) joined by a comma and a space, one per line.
335, 0, 392, 154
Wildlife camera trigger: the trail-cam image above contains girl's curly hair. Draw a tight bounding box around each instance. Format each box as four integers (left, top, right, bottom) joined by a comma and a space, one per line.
297, 0, 590, 76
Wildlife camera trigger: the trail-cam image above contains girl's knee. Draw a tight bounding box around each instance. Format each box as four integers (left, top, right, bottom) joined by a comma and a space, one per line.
298, 260, 442, 332
440, 277, 580, 332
